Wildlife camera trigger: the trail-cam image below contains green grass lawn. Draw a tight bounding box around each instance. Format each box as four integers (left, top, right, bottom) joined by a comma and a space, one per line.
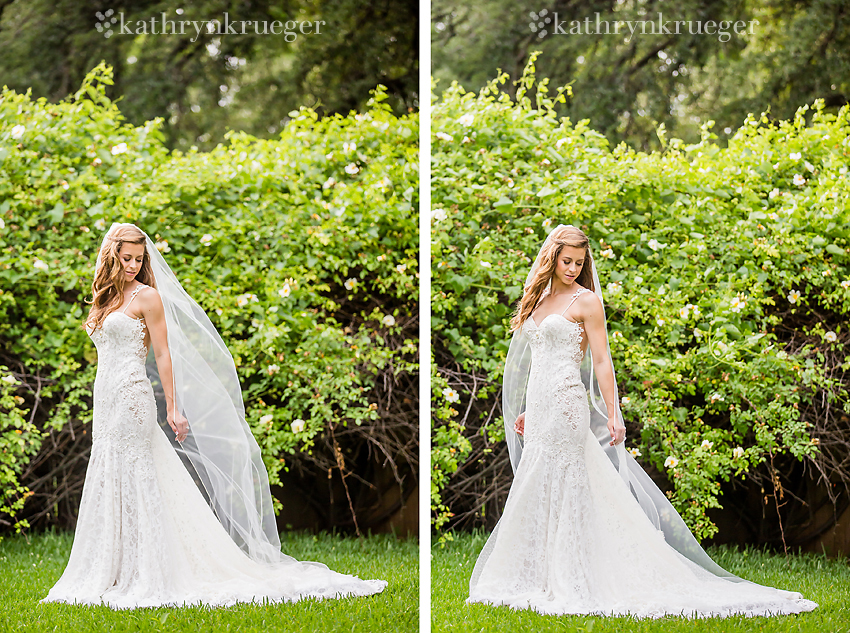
433, 532, 850, 632
0, 530, 417, 633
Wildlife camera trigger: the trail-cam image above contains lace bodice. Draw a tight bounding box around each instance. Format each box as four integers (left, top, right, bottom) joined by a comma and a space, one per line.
88, 285, 153, 452
89, 284, 149, 364
520, 289, 591, 458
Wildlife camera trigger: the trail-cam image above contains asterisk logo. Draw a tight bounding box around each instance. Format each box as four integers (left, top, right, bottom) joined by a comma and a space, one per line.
529, 9, 551, 39
95, 9, 117, 38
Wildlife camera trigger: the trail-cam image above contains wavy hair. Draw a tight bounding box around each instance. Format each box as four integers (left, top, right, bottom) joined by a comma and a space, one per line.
84, 224, 156, 332
510, 225, 595, 331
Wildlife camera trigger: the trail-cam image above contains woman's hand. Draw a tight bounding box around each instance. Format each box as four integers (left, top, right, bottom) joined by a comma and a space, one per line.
608, 416, 626, 446
168, 408, 189, 443
514, 412, 526, 436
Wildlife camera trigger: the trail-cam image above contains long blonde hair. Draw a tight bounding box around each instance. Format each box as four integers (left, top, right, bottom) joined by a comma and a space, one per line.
84, 224, 156, 332
510, 225, 595, 331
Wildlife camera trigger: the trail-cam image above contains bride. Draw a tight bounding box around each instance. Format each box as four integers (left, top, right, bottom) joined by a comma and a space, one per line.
43, 223, 386, 609
467, 224, 818, 618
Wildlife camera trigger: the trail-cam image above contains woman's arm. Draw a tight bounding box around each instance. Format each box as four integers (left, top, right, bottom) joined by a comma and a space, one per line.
579, 293, 626, 446
136, 287, 189, 442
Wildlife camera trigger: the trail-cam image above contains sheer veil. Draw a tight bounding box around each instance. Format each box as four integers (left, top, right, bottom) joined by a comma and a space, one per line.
501, 224, 744, 580
96, 223, 313, 569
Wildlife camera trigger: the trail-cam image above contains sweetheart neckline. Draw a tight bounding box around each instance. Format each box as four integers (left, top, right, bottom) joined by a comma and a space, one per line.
106, 311, 145, 324
528, 312, 584, 330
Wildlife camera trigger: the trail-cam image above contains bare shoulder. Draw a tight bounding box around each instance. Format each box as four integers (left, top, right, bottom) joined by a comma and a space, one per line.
575, 287, 603, 320
135, 285, 163, 311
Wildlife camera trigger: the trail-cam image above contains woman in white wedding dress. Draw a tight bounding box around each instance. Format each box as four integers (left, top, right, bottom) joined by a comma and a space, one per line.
467, 224, 817, 618
43, 223, 386, 609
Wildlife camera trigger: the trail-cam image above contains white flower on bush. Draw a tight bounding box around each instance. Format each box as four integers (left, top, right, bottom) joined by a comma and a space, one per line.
343, 141, 356, 153
768, 212, 778, 220
730, 293, 747, 313
396, 264, 407, 274
789, 152, 801, 160
769, 188, 779, 199
323, 177, 336, 189
236, 293, 257, 307
94, 218, 106, 231
701, 440, 713, 449
92, 157, 102, 166
480, 261, 491, 268
377, 254, 386, 262
842, 280, 850, 289
344, 278, 357, 290
291, 418, 306, 433
33, 258, 49, 271
648, 238, 666, 251
679, 304, 699, 319
628, 447, 641, 458
555, 138, 568, 149
776, 350, 788, 360
10, 125, 25, 140
215, 308, 223, 316
693, 328, 703, 339
600, 248, 615, 260
200, 234, 213, 246
111, 142, 128, 155
2, 374, 17, 385
542, 218, 553, 229
825, 331, 838, 343
344, 163, 359, 175
787, 289, 801, 304
431, 208, 447, 222
621, 396, 630, 405
709, 392, 724, 403
442, 387, 460, 403
462, 136, 471, 143
267, 364, 280, 376
656, 318, 665, 327
382, 314, 396, 327
732, 446, 745, 460
278, 284, 292, 299
610, 331, 623, 339
805, 161, 815, 172
155, 240, 171, 253
435, 132, 454, 142
664, 455, 679, 469
259, 414, 274, 426
792, 174, 806, 186
606, 282, 622, 295
458, 114, 474, 126
0, 218, 4, 229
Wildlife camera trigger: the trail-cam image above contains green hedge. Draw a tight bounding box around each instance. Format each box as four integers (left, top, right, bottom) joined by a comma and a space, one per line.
431, 54, 850, 540
0, 63, 418, 533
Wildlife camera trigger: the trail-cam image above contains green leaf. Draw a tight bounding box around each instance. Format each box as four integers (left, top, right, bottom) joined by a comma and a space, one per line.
47, 203, 64, 225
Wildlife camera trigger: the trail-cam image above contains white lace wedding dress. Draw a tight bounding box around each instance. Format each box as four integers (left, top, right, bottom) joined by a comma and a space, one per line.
43, 289, 387, 609
468, 289, 817, 618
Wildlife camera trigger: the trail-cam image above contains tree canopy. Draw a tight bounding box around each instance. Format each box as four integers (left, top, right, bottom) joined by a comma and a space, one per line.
432, 0, 849, 151
0, 0, 418, 150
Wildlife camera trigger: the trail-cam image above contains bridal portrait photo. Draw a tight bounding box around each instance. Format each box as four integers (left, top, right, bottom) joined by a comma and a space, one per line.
0, 1, 418, 630
431, 0, 850, 630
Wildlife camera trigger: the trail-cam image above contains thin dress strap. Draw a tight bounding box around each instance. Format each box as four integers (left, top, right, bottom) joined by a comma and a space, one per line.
560, 287, 587, 316
122, 284, 147, 313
